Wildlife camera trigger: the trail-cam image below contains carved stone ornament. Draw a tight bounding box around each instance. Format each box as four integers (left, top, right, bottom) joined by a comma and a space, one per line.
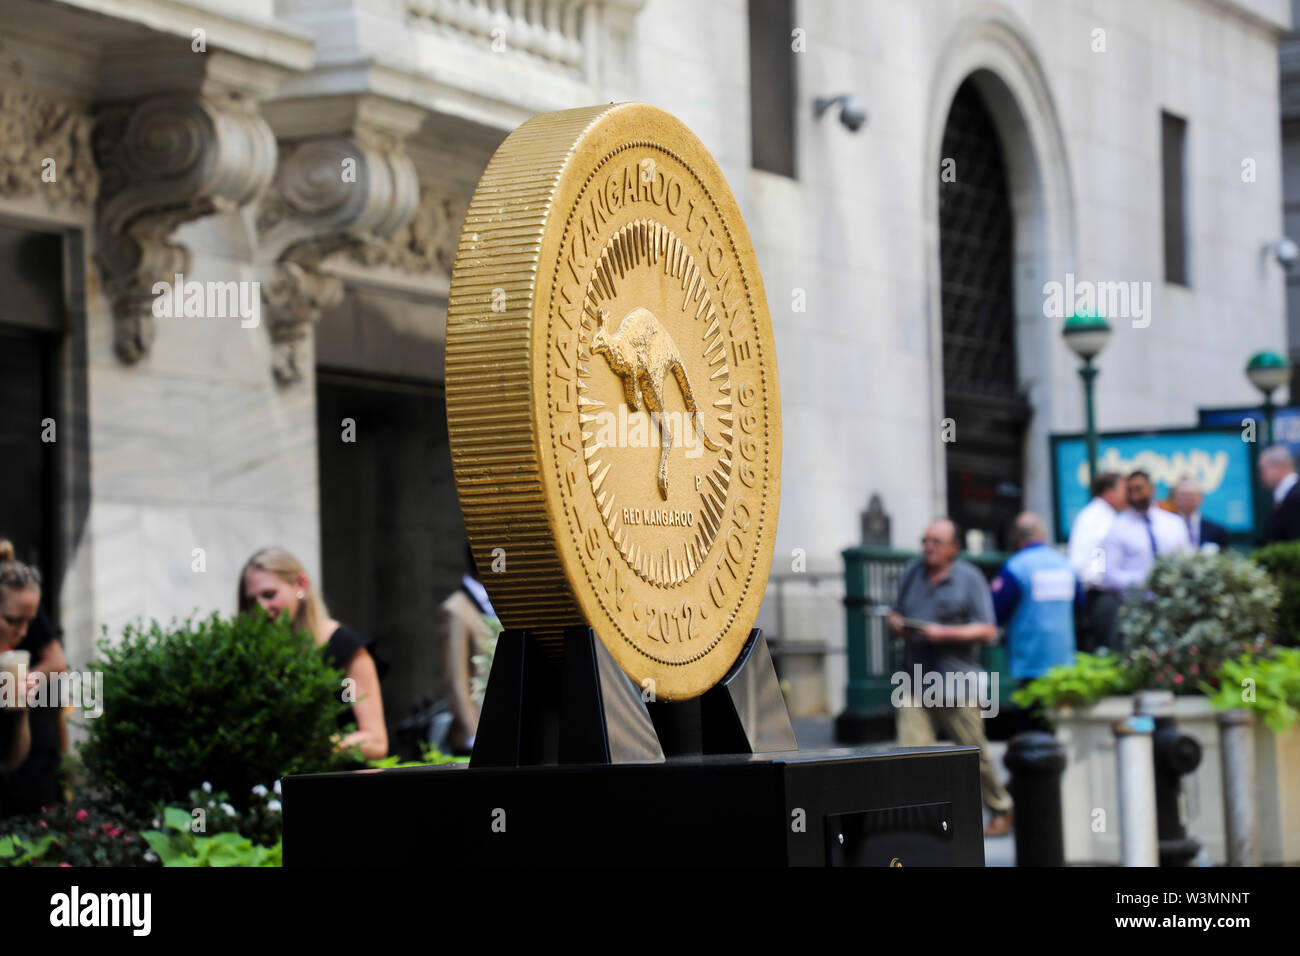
93, 94, 277, 363
257, 132, 419, 384
347, 183, 466, 277
0, 88, 99, 209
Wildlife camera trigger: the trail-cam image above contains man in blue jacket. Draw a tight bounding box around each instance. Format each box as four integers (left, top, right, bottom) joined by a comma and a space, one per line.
991, 512, 1083, 733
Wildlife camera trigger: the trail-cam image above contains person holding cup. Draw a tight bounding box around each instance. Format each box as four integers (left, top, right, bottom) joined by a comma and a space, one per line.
0, 537, 70, 816
0, 541, 42, 807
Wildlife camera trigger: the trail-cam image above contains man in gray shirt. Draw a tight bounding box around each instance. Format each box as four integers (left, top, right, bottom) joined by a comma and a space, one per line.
887, 517, 1012, 836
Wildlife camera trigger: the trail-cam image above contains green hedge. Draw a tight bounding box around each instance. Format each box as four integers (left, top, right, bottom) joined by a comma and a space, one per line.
1252, 542, 1300, 647
79, 612, 349, 816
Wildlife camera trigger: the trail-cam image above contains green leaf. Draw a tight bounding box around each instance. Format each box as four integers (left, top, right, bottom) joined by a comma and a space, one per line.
163, 806, 194, 833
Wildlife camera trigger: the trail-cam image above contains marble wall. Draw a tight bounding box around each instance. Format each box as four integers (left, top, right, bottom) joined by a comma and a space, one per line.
82, 221, 323, 666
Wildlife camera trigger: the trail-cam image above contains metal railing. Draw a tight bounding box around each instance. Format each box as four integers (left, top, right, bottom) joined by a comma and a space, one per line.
761, 570, 845, 659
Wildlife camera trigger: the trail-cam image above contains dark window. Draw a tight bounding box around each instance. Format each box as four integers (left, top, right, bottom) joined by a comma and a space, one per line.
1162, 110, 1190, 286
748, 0, 796, 177
0, 224, 65, 620
0, 327, 57, 586
316, 370, 467, 742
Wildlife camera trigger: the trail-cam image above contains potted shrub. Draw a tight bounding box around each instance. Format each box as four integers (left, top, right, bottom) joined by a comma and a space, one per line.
1111, 552, 1282, 864
1117, 551, 1278, 694
78, 612, 351, 818
1016, 551, 1295, 864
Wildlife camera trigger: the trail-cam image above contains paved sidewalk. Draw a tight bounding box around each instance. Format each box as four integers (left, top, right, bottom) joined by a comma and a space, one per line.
791, 717, 1016, 866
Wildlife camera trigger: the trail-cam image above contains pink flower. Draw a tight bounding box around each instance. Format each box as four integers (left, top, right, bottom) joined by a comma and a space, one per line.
1189, 646, 1199, 655
58, 863, 70, 868
38, 820, 48, 829
1174, 674, 1184, 685
75, 809, 88, 821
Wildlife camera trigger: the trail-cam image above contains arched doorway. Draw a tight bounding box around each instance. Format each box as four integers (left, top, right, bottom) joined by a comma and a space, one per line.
921, 11, 1077, 546
938, 77, 1030, 551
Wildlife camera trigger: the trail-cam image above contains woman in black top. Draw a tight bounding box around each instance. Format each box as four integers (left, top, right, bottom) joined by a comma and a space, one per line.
6, 606, 65, 814
238, 547, 388, 760
0, 541, 42, 816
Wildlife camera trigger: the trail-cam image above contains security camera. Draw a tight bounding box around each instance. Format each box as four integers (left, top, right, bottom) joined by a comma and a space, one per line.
1274, 237, 1299, 269
839, 95, 867, 132
814, 94, 868, 134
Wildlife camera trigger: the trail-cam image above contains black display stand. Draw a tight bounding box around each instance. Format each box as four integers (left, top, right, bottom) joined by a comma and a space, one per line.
470, 625, 798, 767
283, 624, 985, 866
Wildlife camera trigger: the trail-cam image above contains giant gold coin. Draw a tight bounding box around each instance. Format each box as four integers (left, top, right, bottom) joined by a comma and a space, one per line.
446, 103, 780, 701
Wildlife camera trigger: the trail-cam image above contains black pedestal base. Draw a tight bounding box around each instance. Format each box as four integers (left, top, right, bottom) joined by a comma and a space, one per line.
283, 745, 985, 867
834, 708, 897, 744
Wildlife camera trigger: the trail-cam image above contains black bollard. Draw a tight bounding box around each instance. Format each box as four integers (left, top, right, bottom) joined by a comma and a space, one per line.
1135, 691, 1202, 866
1003, 731, 1067, 866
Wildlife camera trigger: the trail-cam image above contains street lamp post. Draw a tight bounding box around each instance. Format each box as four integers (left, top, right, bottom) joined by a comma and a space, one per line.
1246, 350, 1289, 539
1063, 313, 1113, 490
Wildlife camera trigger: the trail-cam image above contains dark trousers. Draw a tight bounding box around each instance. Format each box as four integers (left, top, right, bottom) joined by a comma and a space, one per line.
1079, 588, 1122, 652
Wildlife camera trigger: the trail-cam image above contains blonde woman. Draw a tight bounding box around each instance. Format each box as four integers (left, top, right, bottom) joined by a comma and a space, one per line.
238, 547, 388, 761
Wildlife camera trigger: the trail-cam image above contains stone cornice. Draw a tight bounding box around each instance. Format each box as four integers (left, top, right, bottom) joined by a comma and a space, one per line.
45, 0, 315, 71
268, 58, 544, 136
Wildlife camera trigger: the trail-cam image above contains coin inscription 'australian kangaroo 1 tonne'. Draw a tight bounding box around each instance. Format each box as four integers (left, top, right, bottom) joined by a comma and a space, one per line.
446, 103, 781, 701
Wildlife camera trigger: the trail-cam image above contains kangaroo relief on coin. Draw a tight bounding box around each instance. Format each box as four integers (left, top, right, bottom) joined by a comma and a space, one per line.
591, 305, 724, 499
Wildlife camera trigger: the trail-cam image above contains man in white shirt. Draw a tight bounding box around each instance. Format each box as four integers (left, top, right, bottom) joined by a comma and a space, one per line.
1067, 472, 1126, 651
1068, 472, 1126, 586
1096, 470, 1192, 647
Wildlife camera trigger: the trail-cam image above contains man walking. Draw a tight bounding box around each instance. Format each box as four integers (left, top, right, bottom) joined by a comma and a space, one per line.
1260, 445, 1300, 543
887, 518, 1012, 836
1097, 470, 1192, 646
1067, 472, 1125, 651
991, 513, 1081, 733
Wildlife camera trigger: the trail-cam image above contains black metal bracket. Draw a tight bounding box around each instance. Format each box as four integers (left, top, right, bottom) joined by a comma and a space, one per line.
470, 624, 796, 768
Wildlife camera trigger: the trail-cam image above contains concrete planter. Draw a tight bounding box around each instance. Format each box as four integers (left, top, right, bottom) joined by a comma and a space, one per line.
1052, 695, 1300, 864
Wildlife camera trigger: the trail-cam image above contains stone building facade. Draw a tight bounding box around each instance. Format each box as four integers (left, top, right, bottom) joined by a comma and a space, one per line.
0, 0, 1289, 724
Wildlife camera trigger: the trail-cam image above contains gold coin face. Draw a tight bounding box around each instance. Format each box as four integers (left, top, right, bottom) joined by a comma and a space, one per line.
447, 103, 780, 700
